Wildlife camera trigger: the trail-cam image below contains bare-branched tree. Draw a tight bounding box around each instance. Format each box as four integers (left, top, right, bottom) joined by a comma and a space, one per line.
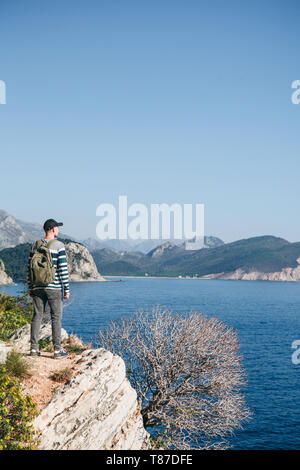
98, 305, 251, 449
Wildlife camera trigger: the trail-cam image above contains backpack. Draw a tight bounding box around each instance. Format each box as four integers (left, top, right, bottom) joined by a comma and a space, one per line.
28, 239, 56, 286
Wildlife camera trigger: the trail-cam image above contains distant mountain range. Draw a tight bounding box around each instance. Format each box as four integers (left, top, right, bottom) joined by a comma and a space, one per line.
2, 210, 300, 283
90, 235, 300, 281
1, 233, 300, 283
81, 235, 224, 253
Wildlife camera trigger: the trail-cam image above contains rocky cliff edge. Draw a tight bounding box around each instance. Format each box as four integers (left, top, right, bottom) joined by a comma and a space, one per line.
0, 324, 150, 450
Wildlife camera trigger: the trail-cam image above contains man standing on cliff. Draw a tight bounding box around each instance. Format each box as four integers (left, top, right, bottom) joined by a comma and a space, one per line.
27, 219, 70, 358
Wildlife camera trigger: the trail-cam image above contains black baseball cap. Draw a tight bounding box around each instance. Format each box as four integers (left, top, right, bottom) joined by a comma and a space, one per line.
43, 219, 63, 231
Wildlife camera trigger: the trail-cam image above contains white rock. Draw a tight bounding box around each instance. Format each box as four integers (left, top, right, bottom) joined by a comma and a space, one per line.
0, 340, 12, 364
0, 259, 13, 285
34, 348, 150, 450
65, 242, 106, 282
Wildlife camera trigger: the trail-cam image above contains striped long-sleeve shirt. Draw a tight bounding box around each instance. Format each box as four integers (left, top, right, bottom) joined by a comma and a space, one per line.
27, 238, 70, 293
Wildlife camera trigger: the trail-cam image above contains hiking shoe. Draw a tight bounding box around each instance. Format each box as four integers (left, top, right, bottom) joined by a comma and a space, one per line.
54, 349, 69, 359
30, 349, 41, 357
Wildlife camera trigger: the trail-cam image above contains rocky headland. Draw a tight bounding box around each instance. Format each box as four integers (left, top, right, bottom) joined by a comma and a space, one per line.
65, 241, 106, 282
200, 257, 300, 282
0, 259, 13, 285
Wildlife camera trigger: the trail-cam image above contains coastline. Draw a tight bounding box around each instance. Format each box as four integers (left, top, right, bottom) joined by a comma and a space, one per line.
3, 273, 300, 288
104, 274, 300, 283
104, 275, 190, 280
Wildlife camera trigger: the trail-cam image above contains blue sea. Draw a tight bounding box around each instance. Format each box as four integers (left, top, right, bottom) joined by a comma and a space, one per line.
1, 277, 300, 450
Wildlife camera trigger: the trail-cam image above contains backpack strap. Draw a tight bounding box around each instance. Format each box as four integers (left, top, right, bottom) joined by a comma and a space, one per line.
41, 239, 56, 250
46, 239, 56, 250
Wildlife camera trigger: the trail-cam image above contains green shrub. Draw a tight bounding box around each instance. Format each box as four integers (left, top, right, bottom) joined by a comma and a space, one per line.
0, 311, 29, 342
0, 292, 33, 319
38, 337, 52, 351
5, 351, 31, 379
0, 293, 33, 341
0, 366, 38, 450
64, 344, 85, 354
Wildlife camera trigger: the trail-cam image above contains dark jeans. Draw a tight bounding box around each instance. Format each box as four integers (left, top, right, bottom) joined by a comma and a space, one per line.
31, 288, 63, 351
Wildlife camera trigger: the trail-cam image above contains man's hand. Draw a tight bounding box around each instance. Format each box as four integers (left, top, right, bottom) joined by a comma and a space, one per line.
64, 292, 70, 300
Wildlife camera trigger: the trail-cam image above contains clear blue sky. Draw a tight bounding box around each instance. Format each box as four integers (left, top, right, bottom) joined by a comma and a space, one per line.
0, 0, 299, 242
